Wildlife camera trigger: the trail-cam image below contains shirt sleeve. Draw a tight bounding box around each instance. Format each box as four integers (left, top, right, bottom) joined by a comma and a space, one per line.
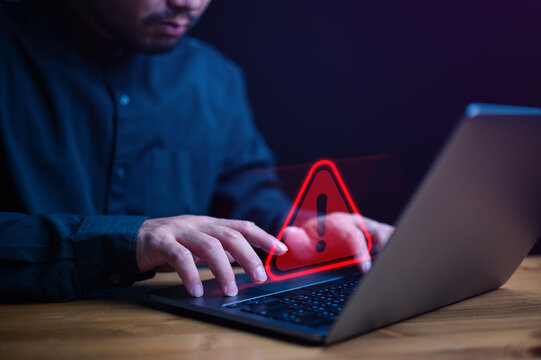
0, 212, 152, 302
208, 66, 291, 236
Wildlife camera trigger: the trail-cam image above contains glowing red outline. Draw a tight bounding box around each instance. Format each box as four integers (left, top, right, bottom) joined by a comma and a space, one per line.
265, 159, 373, 281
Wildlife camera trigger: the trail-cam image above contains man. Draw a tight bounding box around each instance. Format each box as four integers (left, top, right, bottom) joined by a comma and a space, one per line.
0, 0, 393, 302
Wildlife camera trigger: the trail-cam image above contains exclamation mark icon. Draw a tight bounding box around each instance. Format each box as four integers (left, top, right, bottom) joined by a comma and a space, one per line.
315, 193, 327, 253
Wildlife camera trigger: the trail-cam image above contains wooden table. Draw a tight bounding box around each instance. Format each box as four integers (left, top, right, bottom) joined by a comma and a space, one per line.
1, 257, 540, 360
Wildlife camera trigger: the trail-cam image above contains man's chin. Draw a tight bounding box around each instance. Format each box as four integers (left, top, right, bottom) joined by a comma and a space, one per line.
125, 36, 182, 54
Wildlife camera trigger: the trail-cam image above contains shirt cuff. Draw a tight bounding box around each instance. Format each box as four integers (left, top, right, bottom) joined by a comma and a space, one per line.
74, 215, 151, 293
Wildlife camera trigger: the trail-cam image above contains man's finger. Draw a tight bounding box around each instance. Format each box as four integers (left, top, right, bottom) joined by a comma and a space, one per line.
225, 250, 235, 263
213, 218, 288, 255
158, 237, 203, 297
281, 226, 313, 262
200, 224, 267, 283
360, 217, 395, 253
179, 229, 238, 296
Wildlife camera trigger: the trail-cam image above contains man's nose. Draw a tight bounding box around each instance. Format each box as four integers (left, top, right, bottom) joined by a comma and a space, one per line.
167, 0, 206, 11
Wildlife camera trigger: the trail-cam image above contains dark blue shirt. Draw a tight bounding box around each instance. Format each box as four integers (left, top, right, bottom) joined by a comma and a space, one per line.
0, 1, 290, 301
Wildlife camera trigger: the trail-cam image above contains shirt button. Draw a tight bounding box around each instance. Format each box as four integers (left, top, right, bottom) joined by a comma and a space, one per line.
109, 273, 121, 285
119, 94, 130, 106
117, 167, 126, 180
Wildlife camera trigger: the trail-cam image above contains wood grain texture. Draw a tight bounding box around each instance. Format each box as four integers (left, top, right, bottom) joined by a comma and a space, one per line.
1, 256, 540, 360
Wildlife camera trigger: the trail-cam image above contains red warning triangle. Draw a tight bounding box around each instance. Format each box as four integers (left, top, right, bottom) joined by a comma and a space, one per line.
265, 160, 372, 281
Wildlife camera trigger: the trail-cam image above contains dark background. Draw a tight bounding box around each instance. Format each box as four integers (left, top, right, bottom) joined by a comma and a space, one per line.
190, 0, 541, 253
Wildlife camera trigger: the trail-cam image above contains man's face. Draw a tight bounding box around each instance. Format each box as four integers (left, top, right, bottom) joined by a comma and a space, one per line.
74, 0, 211, 53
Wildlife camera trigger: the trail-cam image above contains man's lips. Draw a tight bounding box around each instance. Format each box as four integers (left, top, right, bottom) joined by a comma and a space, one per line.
149, 21, 189, 37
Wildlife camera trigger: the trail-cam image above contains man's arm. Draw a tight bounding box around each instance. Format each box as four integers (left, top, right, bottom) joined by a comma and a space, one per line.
0, 212, 289, 302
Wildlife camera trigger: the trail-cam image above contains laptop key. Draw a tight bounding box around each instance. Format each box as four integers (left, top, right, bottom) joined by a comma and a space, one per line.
240, 302, 284, 314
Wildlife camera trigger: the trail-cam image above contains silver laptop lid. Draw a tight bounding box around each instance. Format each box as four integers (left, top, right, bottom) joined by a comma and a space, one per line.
327, 103, 541, 343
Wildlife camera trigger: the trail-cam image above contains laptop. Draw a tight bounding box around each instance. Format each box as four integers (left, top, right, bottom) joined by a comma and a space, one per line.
150, 103, 541, 344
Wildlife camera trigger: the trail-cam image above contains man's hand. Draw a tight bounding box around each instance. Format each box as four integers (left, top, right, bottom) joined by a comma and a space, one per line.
136, 215, 288, 297
282, 213, 395, 273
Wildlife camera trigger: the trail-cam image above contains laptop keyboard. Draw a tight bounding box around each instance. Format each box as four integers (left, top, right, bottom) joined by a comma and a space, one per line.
224, 277, 361, 328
